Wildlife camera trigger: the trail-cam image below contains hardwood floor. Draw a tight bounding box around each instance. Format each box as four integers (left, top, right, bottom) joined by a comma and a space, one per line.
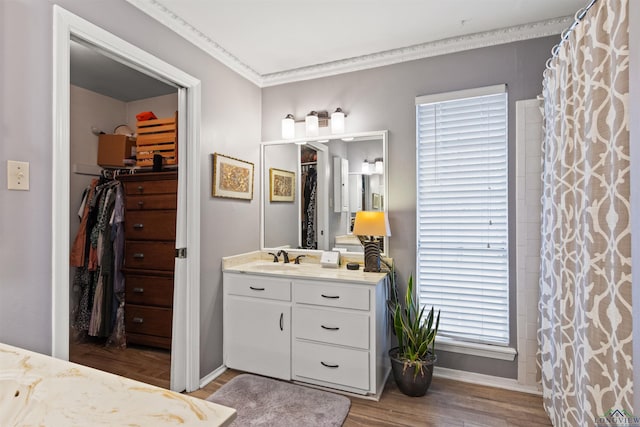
69, 343, 551, 426
188, 370, 552, 427
69, 338, 171, 389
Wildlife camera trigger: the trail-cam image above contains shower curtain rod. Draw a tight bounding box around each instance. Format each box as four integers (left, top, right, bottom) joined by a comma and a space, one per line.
545, 0, 598, 69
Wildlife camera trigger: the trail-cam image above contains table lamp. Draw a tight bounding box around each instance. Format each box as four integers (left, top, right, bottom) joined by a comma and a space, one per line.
352, 211, 391, 272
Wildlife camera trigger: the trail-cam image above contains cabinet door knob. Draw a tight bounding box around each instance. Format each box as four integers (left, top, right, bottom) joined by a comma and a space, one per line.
249, 286, 265, 291
321, 361, 339, 369
133, 253, 145, 259
132, 287, 144, 293
133, 223, 144, 229
321, 325, 339, 331
133, 317, 144, 324
321, 294, 340, 299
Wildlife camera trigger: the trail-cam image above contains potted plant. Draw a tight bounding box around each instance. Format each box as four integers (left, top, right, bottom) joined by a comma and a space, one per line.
388, 274, 440, 397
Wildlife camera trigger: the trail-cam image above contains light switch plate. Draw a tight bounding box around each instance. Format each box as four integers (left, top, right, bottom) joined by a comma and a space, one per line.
7, 160, 29, 190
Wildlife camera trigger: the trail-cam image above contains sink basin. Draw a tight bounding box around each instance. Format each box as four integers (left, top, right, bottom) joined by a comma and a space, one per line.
254, 263, 300, 272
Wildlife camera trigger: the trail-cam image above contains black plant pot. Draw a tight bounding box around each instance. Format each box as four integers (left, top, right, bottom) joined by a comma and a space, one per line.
389, 347, 436, 397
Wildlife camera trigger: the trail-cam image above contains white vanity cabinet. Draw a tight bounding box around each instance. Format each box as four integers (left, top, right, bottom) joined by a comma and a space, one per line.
223, 273, 291, 380
222, 262, 390, 399
292, 278, 389, 397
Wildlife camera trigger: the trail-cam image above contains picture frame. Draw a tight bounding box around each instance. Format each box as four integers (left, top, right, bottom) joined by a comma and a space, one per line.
372, 192, 381, 210
212, 153, 254, 200
269, 168, 295, 202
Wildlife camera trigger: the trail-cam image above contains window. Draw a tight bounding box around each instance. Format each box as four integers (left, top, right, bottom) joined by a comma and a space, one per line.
416, 85, 509, 346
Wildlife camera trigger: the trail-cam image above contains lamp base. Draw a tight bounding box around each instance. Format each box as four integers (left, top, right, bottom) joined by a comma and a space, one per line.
363, 240, 381, 272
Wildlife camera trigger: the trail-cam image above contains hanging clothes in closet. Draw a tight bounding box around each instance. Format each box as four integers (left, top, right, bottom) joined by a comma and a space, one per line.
70, 172, 125, 345
303, 167, 317, 249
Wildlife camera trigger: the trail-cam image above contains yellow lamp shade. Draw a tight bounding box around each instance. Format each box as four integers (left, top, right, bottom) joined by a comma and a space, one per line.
352, 211, 391, 237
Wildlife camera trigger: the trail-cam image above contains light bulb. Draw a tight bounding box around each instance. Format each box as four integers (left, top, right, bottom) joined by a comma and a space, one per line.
281, 114, 295, 139
305, 111, 319, 137
331, 108, 345, 134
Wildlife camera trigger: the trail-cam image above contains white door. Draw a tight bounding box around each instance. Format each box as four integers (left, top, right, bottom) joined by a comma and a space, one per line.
225, 296, 291, 380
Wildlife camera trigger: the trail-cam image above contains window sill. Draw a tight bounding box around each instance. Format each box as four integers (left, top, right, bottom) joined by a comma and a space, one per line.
435, 338, 517, 361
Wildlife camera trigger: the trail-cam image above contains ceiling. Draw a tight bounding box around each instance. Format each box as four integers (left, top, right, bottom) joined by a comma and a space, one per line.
126, 0, 586, 87
70, 0, 586, 100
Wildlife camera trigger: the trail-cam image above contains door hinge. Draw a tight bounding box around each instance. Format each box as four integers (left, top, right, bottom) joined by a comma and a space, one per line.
176, 247, 187, 259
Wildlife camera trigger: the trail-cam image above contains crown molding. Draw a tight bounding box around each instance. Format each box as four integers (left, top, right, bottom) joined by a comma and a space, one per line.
126, 0, 570, 88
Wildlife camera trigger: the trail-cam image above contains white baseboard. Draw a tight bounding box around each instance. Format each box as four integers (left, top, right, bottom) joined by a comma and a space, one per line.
199, 365, 227, 389
434, 366, 541, 395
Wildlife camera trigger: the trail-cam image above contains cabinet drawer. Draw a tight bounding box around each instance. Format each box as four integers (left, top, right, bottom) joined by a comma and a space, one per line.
125, 275, 173, 307
125, 210, 176, 240
225, 274, 291, 301
294, 340, 369, 391
123, 178, 177, 196
126, 194, 177, 210
294, 306, 369, 350
125, 305, 172, 338
125, 241, 175, 271
294, 281, 369, 310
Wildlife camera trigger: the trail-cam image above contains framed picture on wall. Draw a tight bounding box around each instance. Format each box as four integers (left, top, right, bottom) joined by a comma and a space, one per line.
212, 153, 254, 200
372, 192, 381, 210
269, 168, 295, 202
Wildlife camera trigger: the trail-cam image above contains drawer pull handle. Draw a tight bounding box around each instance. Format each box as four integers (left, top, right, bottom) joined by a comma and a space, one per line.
321, 325, 340, 331
133, 223, 144, 229
133, 317, 144, 324
321, 294, 340, 299
137, 201, 145, 207
279, 313, 284, 331
133, 253, 145, 259
137, 185, 144, 193
321, 361, 339, 369
132, 287, 144, 293
249, 286, 265, 291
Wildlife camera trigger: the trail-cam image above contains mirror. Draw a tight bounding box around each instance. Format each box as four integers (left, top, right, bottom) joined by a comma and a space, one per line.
261, 130, 388, 254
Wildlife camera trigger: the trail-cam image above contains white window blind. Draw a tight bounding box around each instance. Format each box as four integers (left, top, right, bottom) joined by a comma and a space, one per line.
416, 85, 509, 346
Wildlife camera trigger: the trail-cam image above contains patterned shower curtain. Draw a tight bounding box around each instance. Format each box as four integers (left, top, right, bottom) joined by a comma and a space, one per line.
539, 1, 632, 426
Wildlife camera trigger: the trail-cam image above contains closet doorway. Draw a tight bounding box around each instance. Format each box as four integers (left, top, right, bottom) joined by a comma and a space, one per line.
52, 6, 202, 392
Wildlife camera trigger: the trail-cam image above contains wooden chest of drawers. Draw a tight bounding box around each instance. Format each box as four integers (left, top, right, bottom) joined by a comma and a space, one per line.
119, 171, 177, 350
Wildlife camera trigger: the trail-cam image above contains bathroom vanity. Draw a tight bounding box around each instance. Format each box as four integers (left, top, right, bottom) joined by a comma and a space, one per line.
222, 252, 390, 400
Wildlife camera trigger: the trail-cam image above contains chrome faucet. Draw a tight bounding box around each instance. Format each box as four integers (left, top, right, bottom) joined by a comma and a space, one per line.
277, 250, 290, 263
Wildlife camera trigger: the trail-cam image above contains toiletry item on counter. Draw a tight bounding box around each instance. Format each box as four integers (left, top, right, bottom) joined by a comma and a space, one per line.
320, 251, 340, 268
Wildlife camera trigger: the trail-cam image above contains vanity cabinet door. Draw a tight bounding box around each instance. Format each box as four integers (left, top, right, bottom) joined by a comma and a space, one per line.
224, 295, 291, 380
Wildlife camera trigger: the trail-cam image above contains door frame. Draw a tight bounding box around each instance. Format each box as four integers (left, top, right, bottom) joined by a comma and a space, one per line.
52, 6, 201, 392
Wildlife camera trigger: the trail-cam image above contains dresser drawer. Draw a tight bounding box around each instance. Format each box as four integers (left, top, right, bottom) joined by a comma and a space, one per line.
294, 281, 370, 310
126, 193, 177, 210
125, 210, 176, 240
125, 305, 173, 338
294, 306, 369, 350
125, 241, 175, 271
125, 275, 174, 307
225, 274, 291, 301
294, 340, 369, 391
122, 178, 177, 196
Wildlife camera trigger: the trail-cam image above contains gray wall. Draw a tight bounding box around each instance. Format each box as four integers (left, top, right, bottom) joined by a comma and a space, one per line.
262, 36, 557, 378
0, 0, 261, 378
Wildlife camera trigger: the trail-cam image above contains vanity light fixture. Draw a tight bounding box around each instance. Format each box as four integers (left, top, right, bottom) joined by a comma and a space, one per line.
331, 108, 345, 134
362, 160, 370, 174
352, 211, 391, 272
305, 111, 319, 137
281, 114, 295, 139
375, 158, 384, 175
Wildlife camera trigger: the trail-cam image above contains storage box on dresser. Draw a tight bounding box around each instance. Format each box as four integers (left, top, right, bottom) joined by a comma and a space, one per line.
119, 171, 178, 349
223, 270, 389, 399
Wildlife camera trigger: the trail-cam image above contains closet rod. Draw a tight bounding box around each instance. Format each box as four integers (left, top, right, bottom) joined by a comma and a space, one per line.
545, 0, 599, 69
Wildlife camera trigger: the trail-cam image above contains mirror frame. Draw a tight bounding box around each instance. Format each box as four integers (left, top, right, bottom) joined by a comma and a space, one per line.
260, 130, 389, 256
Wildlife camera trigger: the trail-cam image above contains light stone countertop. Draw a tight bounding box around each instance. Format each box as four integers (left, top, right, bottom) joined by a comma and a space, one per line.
0, 343, 236, 427
222, 251, 389, 285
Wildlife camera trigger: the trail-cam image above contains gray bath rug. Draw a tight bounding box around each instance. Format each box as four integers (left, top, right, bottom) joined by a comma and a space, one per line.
206, 374, 351, 426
